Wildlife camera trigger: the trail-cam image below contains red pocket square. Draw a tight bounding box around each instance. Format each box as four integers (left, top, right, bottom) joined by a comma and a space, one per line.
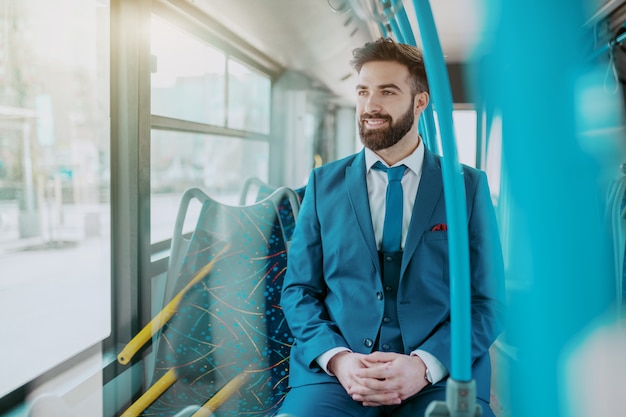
431, 223, 447, 231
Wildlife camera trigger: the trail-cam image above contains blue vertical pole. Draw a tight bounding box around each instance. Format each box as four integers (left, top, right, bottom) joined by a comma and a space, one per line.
387, 14, 403, 42
422, 101, 440, 155
410, 0, 471, 382
394, 2, 438, 154
476, 1, 616, 416
417, 113, 430, 150
378, 21, 389, 37
395, 3, 417, 46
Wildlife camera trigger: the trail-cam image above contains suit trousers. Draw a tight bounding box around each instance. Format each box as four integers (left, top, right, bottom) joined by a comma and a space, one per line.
278, 382, 495, 417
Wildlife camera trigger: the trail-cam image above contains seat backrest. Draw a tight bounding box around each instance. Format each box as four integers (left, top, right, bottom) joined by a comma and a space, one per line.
238, 176, 279, 206
139, 186, 300, 417
237, 176, 304, 243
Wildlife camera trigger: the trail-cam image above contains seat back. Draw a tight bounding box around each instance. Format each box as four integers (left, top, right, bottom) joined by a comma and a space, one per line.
238, 177, 304, 243
137, 186, 300, 417
238, 176, 280, 205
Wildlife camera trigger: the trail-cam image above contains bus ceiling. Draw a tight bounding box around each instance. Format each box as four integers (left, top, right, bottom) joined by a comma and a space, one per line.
177, 0, 481, 106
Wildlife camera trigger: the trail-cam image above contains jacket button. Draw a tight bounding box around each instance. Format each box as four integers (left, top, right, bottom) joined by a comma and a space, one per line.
383, 316, 391, 323
364, 338, 374, 348
376, 292, 383, 300
385, 255, 393, 262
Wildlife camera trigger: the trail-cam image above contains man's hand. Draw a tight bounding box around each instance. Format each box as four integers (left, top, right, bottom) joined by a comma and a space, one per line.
348, 351, 430, 406
328, 351, 402, 405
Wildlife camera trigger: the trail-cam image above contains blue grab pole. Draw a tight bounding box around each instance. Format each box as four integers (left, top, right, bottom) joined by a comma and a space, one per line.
417, 111, 433, 151
392, 3, 438, 154
392, 2, 440, 155
395, 2, 417, 46
410, 0, 472, 382
422, 101, 440, 155
478, 1, 616, 416
378, 21, 389, 37
387, 13, 404, 42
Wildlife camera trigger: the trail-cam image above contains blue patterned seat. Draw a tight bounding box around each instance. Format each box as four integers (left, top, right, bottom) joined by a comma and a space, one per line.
239, 177, 305, 242
121, 187, 300, 417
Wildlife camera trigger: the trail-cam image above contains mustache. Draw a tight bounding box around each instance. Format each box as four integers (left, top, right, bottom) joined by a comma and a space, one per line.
360, 113, 392, 123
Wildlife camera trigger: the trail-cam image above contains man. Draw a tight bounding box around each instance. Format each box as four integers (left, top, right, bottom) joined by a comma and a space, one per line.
278, 38, 505, 417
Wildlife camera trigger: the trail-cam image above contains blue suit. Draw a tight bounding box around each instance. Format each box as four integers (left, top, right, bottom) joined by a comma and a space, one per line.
280, 147, 505, 411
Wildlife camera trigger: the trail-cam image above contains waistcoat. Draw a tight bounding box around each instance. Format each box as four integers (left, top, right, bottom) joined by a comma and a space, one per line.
377, 250, 403, 353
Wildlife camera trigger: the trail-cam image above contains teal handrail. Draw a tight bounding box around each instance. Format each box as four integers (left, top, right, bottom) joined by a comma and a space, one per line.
410, 0, 472, 382
387, 13, 404, 43
422, 101, 440, 155
377, 21, 389, 37
417, 113, 434, 152
394, 2, 416, 45
478, 1, 616, 416
392, 3, 440, 155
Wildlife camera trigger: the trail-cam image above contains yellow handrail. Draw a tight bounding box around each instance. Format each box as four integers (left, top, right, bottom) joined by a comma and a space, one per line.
117, 243, 230, 365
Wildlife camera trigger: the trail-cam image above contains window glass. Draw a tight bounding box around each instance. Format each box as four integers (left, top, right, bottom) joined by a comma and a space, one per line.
151, 16, 226, 126
433, 109, 477, 167
150, 129, 269, 243
227, 58, 271, 134
453, 109, 478, 167
0, 0, 110, 397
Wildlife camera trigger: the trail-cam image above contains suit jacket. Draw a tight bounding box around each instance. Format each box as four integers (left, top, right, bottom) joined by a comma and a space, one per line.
280, 147, 506, 401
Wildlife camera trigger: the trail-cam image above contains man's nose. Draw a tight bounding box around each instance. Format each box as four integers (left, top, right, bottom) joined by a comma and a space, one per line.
364, 95, 382, 114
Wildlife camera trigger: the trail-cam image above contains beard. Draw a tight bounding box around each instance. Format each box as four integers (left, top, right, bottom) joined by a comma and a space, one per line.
359, 104, 415, 151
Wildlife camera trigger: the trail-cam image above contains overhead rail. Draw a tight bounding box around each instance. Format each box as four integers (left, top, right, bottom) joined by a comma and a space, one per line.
589, 22, 626, 61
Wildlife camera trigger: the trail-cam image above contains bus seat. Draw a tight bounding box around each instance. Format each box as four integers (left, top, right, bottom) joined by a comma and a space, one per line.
238, 176, 280, 205
239, 177, 306, 206
238, 177, 304, 242
120, 186, 300, 417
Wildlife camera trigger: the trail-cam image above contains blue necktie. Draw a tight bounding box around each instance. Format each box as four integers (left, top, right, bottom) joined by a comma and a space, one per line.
372, 161, 406, 252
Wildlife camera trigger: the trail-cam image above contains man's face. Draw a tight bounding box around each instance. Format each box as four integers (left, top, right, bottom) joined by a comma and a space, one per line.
356, 61, 417, 151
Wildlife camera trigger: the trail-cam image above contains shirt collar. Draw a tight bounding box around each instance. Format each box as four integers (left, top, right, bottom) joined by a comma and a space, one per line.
365, 138, 425, 176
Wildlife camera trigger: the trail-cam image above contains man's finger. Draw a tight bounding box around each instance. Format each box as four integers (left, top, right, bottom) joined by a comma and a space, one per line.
363, 351, 397, 363
352, 391, 402, 406
355, 363, 393, 380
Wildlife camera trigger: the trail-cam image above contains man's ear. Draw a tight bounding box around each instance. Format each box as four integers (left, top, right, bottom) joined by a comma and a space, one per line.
414, 92, 429, 114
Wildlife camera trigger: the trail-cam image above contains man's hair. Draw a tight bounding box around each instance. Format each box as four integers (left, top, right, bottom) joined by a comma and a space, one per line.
351, 37, 429, 95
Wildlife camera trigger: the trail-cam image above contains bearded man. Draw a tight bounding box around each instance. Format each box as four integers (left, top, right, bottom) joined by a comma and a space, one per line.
278, 38, 506, 417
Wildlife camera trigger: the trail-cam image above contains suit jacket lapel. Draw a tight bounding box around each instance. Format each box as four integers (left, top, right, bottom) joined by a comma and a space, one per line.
401, 149, 443, 274
346, 150, 381, 275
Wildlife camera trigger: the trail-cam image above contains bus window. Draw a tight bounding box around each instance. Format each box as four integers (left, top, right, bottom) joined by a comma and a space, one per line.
432, 108, 478, 167
150, 130, 269, 243
151, 16, 226, 126
227, 58, 271, 134
148, 15, 274, 247
0, 0, 110, 398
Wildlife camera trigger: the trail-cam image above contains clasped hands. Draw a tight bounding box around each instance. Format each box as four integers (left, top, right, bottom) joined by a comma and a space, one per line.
327, 351, 430, 406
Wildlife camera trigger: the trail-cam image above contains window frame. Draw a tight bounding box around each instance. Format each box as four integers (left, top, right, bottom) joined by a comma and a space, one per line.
106, 1, 286, 400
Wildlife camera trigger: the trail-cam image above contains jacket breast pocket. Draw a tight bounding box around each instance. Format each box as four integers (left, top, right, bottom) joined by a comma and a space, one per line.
420, 231, 449, 282
424, 230, 448, 241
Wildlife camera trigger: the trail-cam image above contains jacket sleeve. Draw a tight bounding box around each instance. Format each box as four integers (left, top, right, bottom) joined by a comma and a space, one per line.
279, 169, 349, 370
